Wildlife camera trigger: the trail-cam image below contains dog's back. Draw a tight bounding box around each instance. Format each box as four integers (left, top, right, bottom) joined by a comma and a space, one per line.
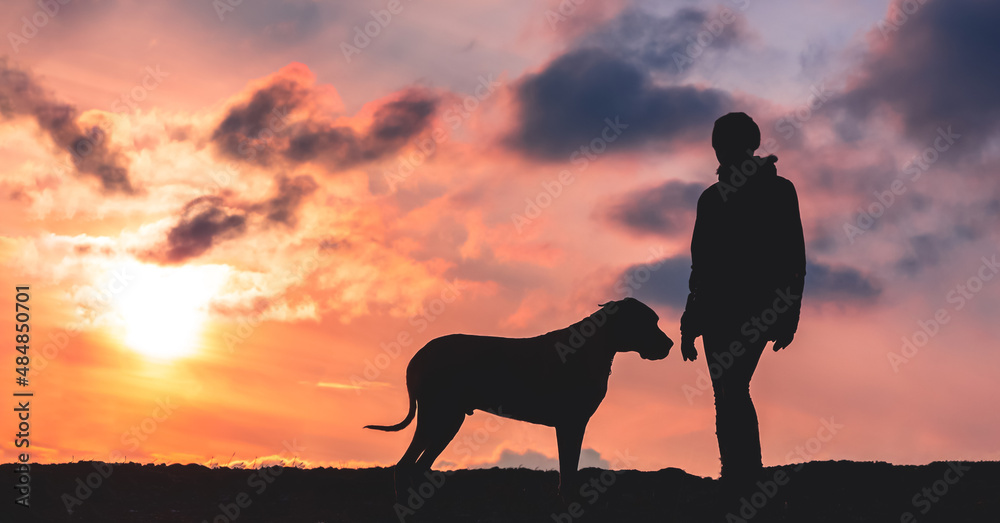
406, 332, 607, 427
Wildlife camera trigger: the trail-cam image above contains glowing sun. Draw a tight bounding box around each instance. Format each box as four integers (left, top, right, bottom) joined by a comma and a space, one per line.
114, 262, 229, 360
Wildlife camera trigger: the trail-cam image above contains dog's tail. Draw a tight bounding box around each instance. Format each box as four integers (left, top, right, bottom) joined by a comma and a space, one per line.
363, 376, 416, 432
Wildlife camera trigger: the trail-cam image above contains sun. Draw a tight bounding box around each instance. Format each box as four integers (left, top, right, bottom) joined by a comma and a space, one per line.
113, 262, 230, 360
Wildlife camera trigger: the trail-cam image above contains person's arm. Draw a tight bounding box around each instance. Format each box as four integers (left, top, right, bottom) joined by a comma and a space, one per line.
772, 180, 806, 351
681, 190, 712, 361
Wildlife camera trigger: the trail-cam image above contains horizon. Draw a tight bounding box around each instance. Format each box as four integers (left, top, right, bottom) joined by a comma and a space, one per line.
2, 0, 998, 488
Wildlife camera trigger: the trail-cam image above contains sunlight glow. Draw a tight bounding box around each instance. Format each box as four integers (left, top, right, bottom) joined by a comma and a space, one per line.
113, 262, 230, 360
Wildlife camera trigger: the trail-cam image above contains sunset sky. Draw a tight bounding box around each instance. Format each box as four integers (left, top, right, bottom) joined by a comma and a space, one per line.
1, 0, 998, 478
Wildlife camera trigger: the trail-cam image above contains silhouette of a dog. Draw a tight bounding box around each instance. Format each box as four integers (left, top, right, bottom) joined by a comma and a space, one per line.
365, 297, 673, 499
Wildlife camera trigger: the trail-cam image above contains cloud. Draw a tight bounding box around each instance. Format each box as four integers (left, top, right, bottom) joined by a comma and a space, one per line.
152, 196, 248, 264
616, 255, 880, 309
575, 5, 752, 76
601, 180, 703, 237
0, 59, 133, 193
838, 0, 1000, 149
210, 67, 310, 164
618, 255, 692, 309
803, 259, 881, 301
889, 203, 998, 276
505, 47, 731, 159
503, 4, 754, 159
251, 174, 318, 226
210, 64, 439, 170
469, 447, 610, 471
143, 170, 318, 263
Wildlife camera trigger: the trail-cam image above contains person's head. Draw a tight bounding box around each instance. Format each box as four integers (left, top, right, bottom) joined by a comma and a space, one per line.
712, 112, 760, 166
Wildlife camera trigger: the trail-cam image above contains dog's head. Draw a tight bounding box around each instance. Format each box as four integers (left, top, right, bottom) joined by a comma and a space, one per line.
599, 297, 673, 360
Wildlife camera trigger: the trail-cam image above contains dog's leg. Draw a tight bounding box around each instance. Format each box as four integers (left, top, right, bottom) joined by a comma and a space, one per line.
394, 402, 433, 499
414, 409, 465, 472
555, 421, 587, 501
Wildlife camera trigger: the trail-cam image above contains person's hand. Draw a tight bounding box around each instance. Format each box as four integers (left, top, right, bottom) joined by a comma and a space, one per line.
681, 334, 698, 361
772, 332, 794, 351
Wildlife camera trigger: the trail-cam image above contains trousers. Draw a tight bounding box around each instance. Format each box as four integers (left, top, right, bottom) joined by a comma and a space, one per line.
703, 323, 768, 481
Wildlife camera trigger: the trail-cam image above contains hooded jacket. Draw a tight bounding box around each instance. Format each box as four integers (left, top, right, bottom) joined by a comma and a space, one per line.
682, 155, 806, 338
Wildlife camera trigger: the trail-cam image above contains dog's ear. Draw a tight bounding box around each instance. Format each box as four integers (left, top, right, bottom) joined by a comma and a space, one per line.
598, 300, 615, 307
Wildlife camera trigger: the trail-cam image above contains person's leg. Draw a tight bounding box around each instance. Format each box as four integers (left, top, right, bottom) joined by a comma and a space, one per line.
704, 326, 767, 484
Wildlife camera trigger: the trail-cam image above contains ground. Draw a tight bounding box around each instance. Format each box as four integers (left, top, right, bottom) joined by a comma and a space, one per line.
2, 460, 997, 522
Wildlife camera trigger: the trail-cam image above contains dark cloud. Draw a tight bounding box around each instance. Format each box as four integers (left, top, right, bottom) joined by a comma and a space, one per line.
804, 260, 881, 301
503, 4, 753, 159
154, 196, 247, 264
601, 180, 703, 237
895, 234, 940, 277
576, 6, 751, 76
285, 91, 437, 166
0, 59, 133, 193
210, 74, 309, 165
505, 48, 731, 159
284, 125, 362, 165
618, 255, 693, 309
252, 174, 318, 226
615, 255, 880, 309
838, 0, 1000, 149
366, 93, 438, 148
211, 70, 439, 170
145, 172, 322, 264
892, 199, 998, 276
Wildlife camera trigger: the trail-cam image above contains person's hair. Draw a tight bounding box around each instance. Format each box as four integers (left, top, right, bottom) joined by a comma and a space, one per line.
712, 112, 760, 156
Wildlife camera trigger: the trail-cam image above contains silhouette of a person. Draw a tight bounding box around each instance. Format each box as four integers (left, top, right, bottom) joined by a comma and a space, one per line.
680, 112, 806, 487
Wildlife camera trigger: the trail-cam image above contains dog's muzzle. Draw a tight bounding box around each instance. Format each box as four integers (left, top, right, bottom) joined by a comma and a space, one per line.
640, 332, 673, 360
